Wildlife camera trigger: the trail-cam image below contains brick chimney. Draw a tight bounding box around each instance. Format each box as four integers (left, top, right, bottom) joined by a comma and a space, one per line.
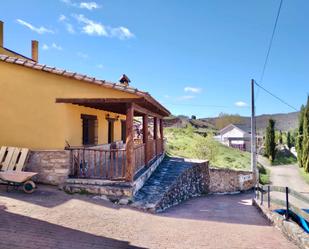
0, 21, 3, 47
31, 40, 38, 62
119, 74, 130, 86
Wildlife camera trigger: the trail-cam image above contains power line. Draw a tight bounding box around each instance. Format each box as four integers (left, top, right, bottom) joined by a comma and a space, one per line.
254, 81, 298, 111
259, 0, 283, 83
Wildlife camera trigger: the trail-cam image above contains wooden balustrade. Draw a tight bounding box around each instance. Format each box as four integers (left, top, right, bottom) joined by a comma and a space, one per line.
134, 143, 145, 174
156, 139, 163, 155
69, 148, 126, 180
68, 138, 165, 181
147, 139, 156, 163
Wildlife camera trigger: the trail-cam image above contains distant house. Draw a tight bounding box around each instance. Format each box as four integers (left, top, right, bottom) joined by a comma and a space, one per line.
216, 124, 262, 152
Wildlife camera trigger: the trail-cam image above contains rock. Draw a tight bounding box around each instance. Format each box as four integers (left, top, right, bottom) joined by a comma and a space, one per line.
118, 198, 130, 205
93, 195, 109, 201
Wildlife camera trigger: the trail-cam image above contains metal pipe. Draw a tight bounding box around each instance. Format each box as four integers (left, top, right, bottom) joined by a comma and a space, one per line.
286, 187, 289, 220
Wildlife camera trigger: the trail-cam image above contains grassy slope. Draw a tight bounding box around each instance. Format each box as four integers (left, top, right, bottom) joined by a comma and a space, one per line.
165, 126, 251, 170
299, 167, 309, 185
272, 150, 297, 165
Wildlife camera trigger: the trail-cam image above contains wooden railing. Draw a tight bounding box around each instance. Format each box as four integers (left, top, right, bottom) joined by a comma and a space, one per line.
68, 139, 165, 181
69, 148, 126, 180
134, 143, 145, 174
156, 138, 163, 155
147, 139, 156, 162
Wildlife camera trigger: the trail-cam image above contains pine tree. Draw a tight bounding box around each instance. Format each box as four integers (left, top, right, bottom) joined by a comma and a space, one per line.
302, 96, 309, 172
265, 119, 276, 162
287, 131, 292, 150
296, 105, 305, 167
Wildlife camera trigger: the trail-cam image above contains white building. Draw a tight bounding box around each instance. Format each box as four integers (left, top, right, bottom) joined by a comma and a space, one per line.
215, 124, 262, 152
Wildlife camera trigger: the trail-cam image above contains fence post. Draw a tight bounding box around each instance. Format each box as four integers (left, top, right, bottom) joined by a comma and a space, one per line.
267, 185, 270, 208
260, 185, 264, 205
285, 187, 289, 220
257, 183, 260, 200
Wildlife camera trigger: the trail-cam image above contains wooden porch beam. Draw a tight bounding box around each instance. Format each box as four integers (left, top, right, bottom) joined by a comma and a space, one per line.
125, 103, 135, 181
160, 118, 164, 153
143, 114, 149, 166
154, 117, 158, 156
133, 103, 163, 118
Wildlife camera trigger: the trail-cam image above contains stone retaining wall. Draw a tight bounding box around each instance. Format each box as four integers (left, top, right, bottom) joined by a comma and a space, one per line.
209, 168, 256, 193
253, 199, 308, 249
25, 150, 71, 185
156, 160, 209, 212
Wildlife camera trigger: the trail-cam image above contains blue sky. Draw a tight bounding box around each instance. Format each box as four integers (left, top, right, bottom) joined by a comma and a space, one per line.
1, 0, 308, 117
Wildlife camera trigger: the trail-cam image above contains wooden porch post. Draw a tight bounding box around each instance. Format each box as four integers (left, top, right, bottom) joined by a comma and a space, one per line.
143, 114, 148, 166
160, 118, 164, 153
153, 117, 158, 156
125, 103, 134, 181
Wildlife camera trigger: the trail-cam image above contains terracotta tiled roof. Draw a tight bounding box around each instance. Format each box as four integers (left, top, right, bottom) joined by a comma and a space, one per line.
0, 55, 170, 116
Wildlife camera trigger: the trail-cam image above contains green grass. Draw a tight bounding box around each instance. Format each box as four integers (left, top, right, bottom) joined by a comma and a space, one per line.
299, 167, 309, 185
271, 150, 297, 166
165, 126, 251, 170
258, 164, 271, 185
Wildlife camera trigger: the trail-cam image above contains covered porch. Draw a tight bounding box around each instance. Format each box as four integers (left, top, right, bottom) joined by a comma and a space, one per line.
56, 97, 169, 182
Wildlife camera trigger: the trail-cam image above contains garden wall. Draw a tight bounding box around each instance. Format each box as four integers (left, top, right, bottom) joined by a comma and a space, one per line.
209, 168, 256, 193
25, 150, 71, 185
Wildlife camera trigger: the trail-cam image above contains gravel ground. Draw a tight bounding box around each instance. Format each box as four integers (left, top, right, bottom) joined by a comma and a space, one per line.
0, 185, 297, 249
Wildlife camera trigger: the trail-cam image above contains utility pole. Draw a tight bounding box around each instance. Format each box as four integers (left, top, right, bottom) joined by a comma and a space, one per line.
251, 79, 257, 174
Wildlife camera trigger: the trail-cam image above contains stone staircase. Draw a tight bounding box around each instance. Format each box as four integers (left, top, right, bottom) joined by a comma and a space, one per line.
131, 157, 209, 213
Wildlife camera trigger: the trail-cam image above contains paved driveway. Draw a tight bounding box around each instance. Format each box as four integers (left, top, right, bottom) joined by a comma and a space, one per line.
258, 155, 309, 208
0, 185, 297, 249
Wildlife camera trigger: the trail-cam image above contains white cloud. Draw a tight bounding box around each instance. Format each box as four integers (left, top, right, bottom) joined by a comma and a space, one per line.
52, 43, 63, 50
96, 64, 104, 69
42, 43, 62, 51
178, 95, 195, 100
109, 26, 135, 40
80, 2, 100, 10
42, 44, 49, 50
61, 0, 100, 10
16, 19, 54, 34
184, 86, 202, 93
58, 14, 67, 22
74, 14, 108, 36
66, 23, 75, 34
235, 101, 248, 107
73, 14, 134, 40
77, 52, 89, 59
59, 15, 76, 34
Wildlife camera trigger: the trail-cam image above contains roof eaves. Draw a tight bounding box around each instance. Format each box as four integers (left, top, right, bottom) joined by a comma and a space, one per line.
0, 55, 171, 116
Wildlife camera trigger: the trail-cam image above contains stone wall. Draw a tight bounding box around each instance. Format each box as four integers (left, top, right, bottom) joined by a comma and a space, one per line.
25, 150, 71, 185
209, 168, 256, 193
156, 160, 209, 212
253, 199, 309, 249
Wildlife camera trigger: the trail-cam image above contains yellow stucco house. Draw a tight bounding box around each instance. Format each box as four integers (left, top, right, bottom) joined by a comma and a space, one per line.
0, 21, 170, 195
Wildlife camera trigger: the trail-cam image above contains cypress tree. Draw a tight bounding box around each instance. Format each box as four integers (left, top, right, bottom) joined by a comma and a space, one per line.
296, 105, 305, 167
278, 130, 283, 144
302, 96, 309, 172
265, 119, 276, 162
287, 131, 292, 150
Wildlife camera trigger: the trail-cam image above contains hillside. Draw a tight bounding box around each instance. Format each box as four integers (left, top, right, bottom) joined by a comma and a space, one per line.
164, 112, 299, 132
202, 112, 299, 132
